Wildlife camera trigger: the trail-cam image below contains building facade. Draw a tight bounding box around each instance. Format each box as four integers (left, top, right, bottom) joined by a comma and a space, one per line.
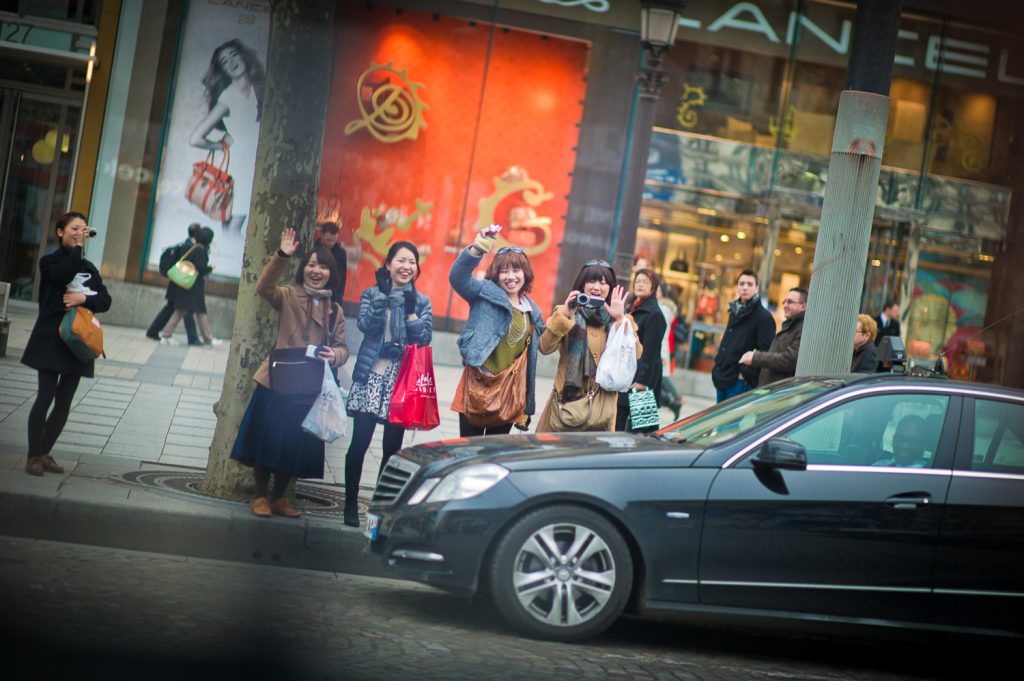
1, 0, 1021, 386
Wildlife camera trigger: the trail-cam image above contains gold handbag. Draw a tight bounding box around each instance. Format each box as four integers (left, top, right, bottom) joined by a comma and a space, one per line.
458, 349, 528, 428
547, 388, 615, 432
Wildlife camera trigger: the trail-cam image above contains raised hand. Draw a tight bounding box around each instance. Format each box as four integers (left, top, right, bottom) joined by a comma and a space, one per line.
606, 285, 627, 321
375, 267, 392, 294
280, 227, 298, 256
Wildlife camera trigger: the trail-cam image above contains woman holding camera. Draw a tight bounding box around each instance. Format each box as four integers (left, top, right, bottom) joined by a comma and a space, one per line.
536, 260, 640, 433
449, 227, 545, 437
343, 241, 432, 527
22, 212, 111, 476
230, 228, 348, 518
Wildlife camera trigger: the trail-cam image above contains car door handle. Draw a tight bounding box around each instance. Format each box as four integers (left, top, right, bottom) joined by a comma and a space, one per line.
884, 493, 932, 509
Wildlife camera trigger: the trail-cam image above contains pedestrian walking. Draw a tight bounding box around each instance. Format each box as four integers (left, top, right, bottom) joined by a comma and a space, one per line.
739, 287, 807, 387
449, 226, 545, 437
343, 241, 432, 527
851, 314, 879, 372
536, 259, 640, 433
146, 223, 200, 345
657, 284, 684, 421
874, 300, 900, 346
314, 221, 348, 305
159, 226, 220, 346
230, 228, 349, 518
22, 211, 112, 476
615, 268, 667, 432
711, 269, 775, 402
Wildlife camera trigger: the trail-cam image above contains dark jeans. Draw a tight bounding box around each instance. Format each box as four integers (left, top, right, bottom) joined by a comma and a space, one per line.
147, 301, 198, 344
27, 370, 81, 457
715, 378, 751, 403
344, 412, 405, 511
458, 413, 514, 438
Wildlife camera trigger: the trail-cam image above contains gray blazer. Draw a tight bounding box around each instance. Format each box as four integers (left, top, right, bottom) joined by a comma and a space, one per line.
449, 247, 545, 415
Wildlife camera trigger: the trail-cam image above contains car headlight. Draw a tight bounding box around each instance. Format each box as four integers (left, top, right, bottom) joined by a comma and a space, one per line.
407, 464, 509, 505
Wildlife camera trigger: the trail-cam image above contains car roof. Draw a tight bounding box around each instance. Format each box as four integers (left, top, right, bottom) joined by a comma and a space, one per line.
796, 372, 1024, 400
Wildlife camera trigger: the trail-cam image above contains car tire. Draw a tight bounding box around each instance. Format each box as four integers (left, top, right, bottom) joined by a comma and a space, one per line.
488, 504, 633, 642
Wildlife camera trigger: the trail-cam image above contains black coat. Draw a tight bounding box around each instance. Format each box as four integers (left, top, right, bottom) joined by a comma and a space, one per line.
874, 314, 900, 345
21, 246, 112, 378
164, 238, 194, 303
630, 295, 668, 401
169, 244, 212, 313
851, 341, 879, 373
712, 296, 776, 389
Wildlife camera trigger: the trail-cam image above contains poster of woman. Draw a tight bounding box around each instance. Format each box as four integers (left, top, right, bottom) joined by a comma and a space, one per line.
147, 1, 270, 279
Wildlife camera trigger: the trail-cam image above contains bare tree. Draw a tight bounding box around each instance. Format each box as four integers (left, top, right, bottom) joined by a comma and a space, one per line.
201, 0, 335, 498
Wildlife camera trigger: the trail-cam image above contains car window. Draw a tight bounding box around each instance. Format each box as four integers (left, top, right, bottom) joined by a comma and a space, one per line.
661, 379, 839, 447
783, 393, 949, 467
972, 399, 1024, 473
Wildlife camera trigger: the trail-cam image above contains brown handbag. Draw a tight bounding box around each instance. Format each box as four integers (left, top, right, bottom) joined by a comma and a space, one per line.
460, 348, 528, 428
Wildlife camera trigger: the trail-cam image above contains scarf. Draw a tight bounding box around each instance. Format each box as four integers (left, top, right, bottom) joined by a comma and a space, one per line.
562, 304, 610, 402
303, 285, 332, 299
728, 294, 762, 326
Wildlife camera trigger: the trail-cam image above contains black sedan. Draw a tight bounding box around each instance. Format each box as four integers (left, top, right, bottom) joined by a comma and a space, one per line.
365, 374, 1024, 641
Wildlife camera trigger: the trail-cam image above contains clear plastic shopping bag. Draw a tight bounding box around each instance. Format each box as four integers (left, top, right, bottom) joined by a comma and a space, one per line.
595, 320, 637, 392
301, 360, 348, 443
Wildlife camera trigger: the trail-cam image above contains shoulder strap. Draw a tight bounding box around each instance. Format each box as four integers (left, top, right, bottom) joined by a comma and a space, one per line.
178, 244, 200, 262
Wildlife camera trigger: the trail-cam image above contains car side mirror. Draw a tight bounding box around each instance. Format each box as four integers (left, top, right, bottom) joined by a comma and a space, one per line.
752, 438, 807, 470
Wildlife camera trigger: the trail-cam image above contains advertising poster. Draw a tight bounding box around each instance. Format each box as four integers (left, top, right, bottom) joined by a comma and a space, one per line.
318, 4, 589, 321
147, 0, 270, 278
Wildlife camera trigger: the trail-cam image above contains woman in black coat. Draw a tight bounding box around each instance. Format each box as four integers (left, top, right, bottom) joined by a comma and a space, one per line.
160, 226, 217, 345
21, 211, 111, 476
615, 268, 668, 432
851, 314, 879, 373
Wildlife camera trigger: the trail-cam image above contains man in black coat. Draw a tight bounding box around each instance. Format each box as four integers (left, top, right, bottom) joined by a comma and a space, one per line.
314, 221, 348, 305
711, 269, 776, 402
874, 300, 900, 346
146, 223, 200, 344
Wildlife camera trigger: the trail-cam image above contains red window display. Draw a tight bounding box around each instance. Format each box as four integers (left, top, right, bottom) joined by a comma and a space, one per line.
317, 4, 589, 320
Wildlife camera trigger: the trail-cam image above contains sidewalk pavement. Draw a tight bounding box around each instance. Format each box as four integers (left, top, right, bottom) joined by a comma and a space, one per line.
0, 301, 713, 575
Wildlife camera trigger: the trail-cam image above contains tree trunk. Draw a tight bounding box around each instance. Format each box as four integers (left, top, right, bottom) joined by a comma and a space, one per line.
201, 0, 335, 499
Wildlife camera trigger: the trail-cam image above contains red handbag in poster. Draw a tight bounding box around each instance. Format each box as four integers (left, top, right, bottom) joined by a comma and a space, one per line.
186, 141, 234, 221
388, 345, 440, 431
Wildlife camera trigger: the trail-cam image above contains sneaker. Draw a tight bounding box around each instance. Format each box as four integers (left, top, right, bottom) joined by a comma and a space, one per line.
159, 336, 180, 346
204, 337, 224, 347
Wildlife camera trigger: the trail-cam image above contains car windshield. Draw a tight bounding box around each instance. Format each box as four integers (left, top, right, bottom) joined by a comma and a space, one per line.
658, 379, 841, 447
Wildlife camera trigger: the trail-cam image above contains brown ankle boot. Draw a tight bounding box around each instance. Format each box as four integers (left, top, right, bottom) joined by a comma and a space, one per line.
40, 455, 64, 474
25, 457, 44, 476
251, 497, 272, 517
270, 498, 301, 518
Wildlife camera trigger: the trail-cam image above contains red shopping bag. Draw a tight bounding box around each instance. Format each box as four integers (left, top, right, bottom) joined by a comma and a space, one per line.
185, 141, 234, 221
388, 345, 440, 431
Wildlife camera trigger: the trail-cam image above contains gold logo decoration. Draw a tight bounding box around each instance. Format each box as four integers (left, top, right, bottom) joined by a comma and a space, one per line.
768, 104, 798, 144
344, 62, 428, 144
352, 199, 433, 267
475, 166, 554, 256
675, 84, 706, 129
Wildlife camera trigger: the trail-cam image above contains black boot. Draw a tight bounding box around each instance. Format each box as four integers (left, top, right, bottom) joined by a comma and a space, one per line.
343, 479, 360, 527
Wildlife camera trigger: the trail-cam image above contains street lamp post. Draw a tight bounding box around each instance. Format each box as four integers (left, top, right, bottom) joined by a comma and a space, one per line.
612, 0, 687, 284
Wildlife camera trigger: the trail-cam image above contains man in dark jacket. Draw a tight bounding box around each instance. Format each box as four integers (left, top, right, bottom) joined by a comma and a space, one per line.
711, 269, 775, 402
874, 300, 900, 345
146, 223, 199, 344
314, 221, 348, 305
740, 287, 806, 387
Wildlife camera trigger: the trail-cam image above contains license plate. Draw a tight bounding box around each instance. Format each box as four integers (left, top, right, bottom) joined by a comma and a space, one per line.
364, 512, 380, 541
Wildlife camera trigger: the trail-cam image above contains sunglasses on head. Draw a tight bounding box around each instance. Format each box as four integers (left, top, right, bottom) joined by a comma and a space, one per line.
583, 259, 611, 268
496, 246, 525, 255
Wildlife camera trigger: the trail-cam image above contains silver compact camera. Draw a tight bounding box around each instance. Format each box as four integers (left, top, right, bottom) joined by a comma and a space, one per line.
571, 293, 602, 309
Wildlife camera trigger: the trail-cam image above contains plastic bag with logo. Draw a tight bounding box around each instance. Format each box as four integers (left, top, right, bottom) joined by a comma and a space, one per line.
301, 360, 348, 443
388, 345, 440, 431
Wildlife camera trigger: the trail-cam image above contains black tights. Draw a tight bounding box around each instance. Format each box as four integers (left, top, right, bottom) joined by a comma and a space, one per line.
344, 412, 405, 510
27, 370, 81, 458
253, 465, 292, 500
458, 413, 513, 438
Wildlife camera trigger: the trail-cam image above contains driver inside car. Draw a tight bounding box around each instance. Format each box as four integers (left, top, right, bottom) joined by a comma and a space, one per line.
873, 414, 931, 468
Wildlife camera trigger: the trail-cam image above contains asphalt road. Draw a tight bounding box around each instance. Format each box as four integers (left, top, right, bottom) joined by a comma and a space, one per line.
0, 536, 1005, 681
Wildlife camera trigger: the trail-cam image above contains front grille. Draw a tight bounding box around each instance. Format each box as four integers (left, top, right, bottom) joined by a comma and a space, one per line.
372, 456, 421, 505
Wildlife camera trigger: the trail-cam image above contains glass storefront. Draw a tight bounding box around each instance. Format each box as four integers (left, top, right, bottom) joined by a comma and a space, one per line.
638, 0, 1022, 377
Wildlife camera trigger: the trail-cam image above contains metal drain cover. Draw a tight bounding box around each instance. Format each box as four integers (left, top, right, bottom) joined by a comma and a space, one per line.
118, 469, 368, 518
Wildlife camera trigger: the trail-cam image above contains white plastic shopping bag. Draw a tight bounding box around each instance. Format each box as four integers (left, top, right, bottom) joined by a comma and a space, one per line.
595, 320, 637, 392
301, 360, 348, 443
